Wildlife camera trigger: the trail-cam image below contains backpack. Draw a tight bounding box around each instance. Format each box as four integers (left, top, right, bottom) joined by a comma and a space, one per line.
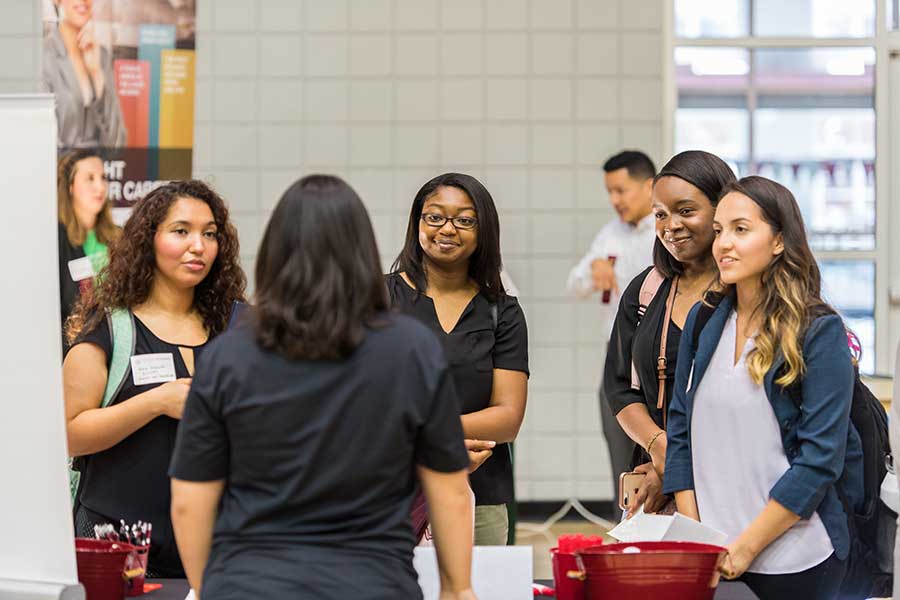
69, 309, 135, 506
691, 303, 894, 598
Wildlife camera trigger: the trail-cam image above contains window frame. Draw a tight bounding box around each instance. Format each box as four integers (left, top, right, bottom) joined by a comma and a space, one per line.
663, 0, 899, 374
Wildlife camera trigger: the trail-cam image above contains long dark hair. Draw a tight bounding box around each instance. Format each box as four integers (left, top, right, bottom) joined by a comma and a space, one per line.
652, 150, 736, 278
718, 176, 832, 386
253, 174, 389, 360
66, 180, 246, 343
391, 172, 504, 302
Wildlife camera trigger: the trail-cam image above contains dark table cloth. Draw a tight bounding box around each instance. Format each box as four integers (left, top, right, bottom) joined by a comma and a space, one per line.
146, 578, 759, 599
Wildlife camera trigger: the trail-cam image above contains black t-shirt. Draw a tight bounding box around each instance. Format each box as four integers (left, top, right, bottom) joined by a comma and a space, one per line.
385, 273, 529, 506
169, 314, 469, 600
73, 314, 208, 577
603, 266, 682, 468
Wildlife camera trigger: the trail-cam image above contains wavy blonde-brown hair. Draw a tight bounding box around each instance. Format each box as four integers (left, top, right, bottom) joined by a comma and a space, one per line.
58, 149, 119, 247
718, 176, 834, 387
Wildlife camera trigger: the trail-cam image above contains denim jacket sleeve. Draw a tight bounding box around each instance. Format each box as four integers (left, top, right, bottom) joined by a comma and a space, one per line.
662, 302, 702, 495
768, 314, 854, 519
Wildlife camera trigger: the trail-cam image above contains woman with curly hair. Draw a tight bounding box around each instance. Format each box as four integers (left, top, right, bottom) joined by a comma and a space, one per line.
63, 180, 246, 577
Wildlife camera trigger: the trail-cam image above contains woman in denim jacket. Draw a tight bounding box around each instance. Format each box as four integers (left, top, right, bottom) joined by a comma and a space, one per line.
663, 176, 863, 600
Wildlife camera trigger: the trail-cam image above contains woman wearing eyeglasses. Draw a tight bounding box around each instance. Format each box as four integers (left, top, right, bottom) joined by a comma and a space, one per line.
387, 173, 529, 546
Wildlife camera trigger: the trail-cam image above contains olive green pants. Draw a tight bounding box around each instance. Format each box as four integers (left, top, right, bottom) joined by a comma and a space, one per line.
474, 504, 509, 546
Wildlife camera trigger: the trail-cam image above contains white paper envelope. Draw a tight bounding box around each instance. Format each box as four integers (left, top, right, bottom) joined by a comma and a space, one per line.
608, 508, 728, 546
414, 546, 532, 600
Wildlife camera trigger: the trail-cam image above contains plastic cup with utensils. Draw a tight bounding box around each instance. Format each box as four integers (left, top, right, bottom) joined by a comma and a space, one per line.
124, 544, 149, 597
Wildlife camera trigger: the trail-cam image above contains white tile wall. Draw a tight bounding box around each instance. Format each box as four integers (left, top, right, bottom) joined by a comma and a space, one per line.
214, 0, 258, 32
395, 35, 440, 75
486, 0, 530, 30
259, 0, 304, 32
621, 33, 663, 76
214, 34, 259, 76
531, 0, 574, 30
350, 0, 394, 31
576, 0, 619, 30
576, 33, 619, 75
4, 0, 664, 502
485, 34, 529, 75
530, 79, 573, 121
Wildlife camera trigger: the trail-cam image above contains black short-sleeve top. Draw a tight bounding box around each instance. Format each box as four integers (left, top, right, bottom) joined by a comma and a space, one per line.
168, 315, 469, 598
72, 314, 208, 577
385, 273, 529, 506
603, 266, 682, 467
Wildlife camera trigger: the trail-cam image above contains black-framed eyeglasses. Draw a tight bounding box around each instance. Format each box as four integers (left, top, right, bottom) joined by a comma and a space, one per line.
421, 213, 479, 230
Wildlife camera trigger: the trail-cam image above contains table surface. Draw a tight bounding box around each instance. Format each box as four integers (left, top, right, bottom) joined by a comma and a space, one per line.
146, 578, 759, 599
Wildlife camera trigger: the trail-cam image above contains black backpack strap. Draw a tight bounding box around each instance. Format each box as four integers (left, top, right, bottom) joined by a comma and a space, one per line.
691, 302, 717, 349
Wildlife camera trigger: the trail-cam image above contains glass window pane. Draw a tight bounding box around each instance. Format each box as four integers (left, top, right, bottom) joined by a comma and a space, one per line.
675, 0, 749, 38
752, 48, 875, 251
676, 47, 750, 92
754, 48, 875, 95
820, 261, 875, 374
676, 109, 749, 176
753, 0, 875, 37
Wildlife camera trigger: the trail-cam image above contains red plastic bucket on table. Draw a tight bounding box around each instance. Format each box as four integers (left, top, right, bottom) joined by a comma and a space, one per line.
550, 547, 586, 600
75, 538, 141, 600
570, 541, 727, 600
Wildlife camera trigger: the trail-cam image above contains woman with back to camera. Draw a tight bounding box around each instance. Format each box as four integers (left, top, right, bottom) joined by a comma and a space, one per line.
57, 148, 119, 351
170, 175, 477, 600
43, 0, 126, 148
603, 151, 736, 516
64, 180, 246, 576
387, 172, 529, 546
664, 176, 862, 599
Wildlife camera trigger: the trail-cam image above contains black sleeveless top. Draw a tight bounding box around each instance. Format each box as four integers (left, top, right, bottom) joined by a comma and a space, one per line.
74, 315, 208, 577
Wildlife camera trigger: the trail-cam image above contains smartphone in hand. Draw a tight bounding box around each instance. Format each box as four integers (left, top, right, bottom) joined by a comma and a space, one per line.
618, 471, 647, 511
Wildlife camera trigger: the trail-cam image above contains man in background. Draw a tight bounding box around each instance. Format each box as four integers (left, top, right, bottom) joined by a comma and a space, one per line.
567, 150, 657, 505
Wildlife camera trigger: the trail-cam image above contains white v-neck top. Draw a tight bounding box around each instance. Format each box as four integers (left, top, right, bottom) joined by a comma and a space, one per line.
691, 311, 833, 574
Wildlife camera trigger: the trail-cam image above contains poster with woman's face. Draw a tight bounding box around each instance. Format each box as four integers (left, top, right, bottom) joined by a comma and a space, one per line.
42, 0, 196, 209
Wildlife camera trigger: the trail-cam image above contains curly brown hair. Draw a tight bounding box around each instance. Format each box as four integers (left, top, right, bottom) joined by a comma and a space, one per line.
66, 180, 247, 343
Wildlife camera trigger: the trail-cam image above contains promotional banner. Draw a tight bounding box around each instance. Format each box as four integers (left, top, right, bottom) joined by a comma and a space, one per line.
42, 0, 196, 210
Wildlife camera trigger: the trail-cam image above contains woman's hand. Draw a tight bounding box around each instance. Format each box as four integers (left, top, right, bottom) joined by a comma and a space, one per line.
77, 20, 107, 98
156, 378, 192, 420
465, 439, 495, 473
626, 462, 667, 518
78, 21, 101, 75
720, 542, 757, 580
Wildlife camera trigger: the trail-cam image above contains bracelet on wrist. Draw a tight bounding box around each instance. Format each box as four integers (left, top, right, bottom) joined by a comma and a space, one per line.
646, 430, 665, 454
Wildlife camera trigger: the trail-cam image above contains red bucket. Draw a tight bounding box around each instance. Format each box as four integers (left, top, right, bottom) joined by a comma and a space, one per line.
75, 538, 140, 600
571, 541, 727, 600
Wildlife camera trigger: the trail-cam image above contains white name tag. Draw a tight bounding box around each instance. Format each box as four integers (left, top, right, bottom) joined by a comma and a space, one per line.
131, 353, 177, 386
67, 256, 95, 282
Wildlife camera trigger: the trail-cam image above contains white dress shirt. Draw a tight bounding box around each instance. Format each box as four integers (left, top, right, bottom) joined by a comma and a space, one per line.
567, 213, 656, 337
